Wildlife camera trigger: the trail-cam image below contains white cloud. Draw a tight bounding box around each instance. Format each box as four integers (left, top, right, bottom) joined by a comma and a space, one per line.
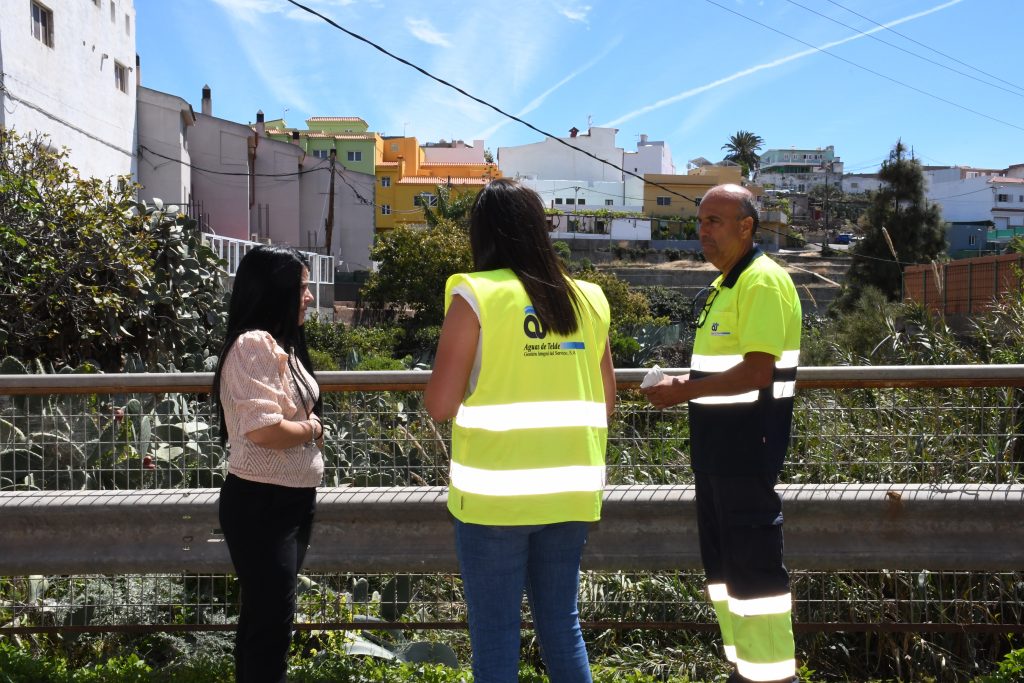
559, 4, 592, 23
212, 0, 355, 24
406, 18, 453, 48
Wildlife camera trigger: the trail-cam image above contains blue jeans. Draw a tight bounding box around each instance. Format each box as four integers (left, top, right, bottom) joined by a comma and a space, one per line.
454, 519, 592, 683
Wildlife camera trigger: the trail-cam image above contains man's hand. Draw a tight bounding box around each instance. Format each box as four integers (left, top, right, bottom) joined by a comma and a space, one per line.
640, 374, 690, 409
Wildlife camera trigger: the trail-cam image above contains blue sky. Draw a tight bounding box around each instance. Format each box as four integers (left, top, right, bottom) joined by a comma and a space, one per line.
136, 0, 1023, 173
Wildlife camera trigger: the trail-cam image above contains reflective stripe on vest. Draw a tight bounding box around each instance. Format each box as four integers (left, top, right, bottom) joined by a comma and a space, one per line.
690, 350, 799, 405
450, 461, 605, 497
455, 400, 607, 432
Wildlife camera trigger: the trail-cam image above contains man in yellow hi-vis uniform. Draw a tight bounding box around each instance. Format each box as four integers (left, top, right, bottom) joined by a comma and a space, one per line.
643, 184, 801, 683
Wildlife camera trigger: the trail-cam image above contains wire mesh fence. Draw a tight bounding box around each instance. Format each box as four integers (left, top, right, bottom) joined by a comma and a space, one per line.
1, 371, 1023, 641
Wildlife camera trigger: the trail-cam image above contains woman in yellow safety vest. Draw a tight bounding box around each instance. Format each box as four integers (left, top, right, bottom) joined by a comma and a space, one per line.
425, 178, 615, 683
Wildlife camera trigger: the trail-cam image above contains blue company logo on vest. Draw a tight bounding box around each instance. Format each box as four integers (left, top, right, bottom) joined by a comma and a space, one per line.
710, 321, 730, 337
522, 306, 585, 357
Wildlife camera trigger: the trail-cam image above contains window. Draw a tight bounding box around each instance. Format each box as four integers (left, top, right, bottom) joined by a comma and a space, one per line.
380, 204, 391, 215
125, 13, 130, 35
346, 150, 362, 162
997, 194, 1010, 202
31, 2, 54, 47
851, 182, 859, 189
554, 198, 563, 205
605, 199, 614, 206
577, 198, 585, 205
565, 198, 575, 205
114, 61, 128, 93
110, 1, 115, 22
390, 143, 399, 152
656, 196, 671, 206
381, 176, 391, 188
1019, 195, 1024, 203
414, 193, 438, 207
968, 235, 977, 246
312, 149, 329, 159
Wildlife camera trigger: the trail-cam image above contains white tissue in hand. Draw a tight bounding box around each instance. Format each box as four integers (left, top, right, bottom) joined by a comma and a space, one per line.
640, 365, 665, 389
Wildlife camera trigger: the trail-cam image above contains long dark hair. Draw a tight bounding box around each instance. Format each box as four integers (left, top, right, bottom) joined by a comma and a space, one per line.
469, 178, 580, 335
212, 245, 320, 445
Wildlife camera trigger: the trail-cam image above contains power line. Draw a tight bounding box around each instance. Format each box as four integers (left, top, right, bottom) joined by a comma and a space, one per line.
283, 0, 701, 206
703, 0, 1024, 134
822, 0, 1024, 95
138, 145, 330, 178
782, 0, 1024, 99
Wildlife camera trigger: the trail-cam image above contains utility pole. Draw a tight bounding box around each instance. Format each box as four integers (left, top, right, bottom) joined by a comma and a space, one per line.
573, 186, 580, 233
324, 148, 336, 256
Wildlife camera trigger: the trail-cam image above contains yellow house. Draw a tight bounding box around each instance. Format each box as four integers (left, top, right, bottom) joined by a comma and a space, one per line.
374, 136, 500, 231
642, 165, 753, 219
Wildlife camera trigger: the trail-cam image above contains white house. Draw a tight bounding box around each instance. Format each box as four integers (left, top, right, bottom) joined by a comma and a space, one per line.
756, 146, 843, 193
842, 173, 885, 194
926, 170, 1024, 230
498, 127, 674, 212
0, 0, 136, 181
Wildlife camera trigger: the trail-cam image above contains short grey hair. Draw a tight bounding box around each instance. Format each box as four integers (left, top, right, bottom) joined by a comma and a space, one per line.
736, 193, 760, 234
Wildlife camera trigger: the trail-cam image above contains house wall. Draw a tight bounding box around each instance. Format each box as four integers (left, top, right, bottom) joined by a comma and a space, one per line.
642, 167, 745, 218
422, 139, 486, 163
136, 86, 193, 207
0, 0, 136, 180
189, 113, 252, 240
252, 140, 304, 247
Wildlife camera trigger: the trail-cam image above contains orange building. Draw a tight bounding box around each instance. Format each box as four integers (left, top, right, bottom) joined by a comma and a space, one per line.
374, 136, 500, 231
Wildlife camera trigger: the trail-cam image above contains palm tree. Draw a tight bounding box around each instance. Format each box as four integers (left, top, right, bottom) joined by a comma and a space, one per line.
421, 183, 476, 228
721, 130, 765, 180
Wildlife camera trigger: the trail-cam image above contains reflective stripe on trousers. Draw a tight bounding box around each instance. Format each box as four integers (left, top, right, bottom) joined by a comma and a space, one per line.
709, 584, 796, 682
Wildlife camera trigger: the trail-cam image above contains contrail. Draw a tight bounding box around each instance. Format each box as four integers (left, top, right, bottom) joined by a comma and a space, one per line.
601, 0, 965, 127
476, 36, 623, 140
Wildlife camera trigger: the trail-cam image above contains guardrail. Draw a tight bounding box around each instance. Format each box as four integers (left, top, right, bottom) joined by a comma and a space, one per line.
3, 363, 1024, 394
1, 484, 1021, 576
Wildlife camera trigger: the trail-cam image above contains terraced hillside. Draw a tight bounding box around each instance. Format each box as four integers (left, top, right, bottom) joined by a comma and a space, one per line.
602, 250, 850, 315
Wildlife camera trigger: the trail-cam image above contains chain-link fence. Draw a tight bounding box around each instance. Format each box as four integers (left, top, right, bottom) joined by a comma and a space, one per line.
1, 369, 1023, 675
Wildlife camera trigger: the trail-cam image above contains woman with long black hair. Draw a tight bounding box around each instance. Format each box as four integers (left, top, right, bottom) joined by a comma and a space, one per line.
212, 244, 323, 683
425, 178, 615, 683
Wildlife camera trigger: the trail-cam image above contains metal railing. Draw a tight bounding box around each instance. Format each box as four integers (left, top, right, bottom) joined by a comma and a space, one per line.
1, 365, 1023, 639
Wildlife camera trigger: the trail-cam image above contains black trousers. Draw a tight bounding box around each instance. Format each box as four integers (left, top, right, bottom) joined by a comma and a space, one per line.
219, 474, 317, 683
695, 470, 789, 601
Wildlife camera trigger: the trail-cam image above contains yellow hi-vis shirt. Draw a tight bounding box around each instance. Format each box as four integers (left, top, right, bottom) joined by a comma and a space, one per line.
445, 269, 611, 526
689, 247, 801, 474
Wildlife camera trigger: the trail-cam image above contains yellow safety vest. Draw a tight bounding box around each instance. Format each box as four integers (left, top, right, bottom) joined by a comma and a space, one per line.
445, 268, 611, 526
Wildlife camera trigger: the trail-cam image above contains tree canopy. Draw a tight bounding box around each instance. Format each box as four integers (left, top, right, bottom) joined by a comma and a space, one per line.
361, 218, 474, 328
0, 128, 227, 371
835, 140, 946, 311
721, 130, 764, 179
